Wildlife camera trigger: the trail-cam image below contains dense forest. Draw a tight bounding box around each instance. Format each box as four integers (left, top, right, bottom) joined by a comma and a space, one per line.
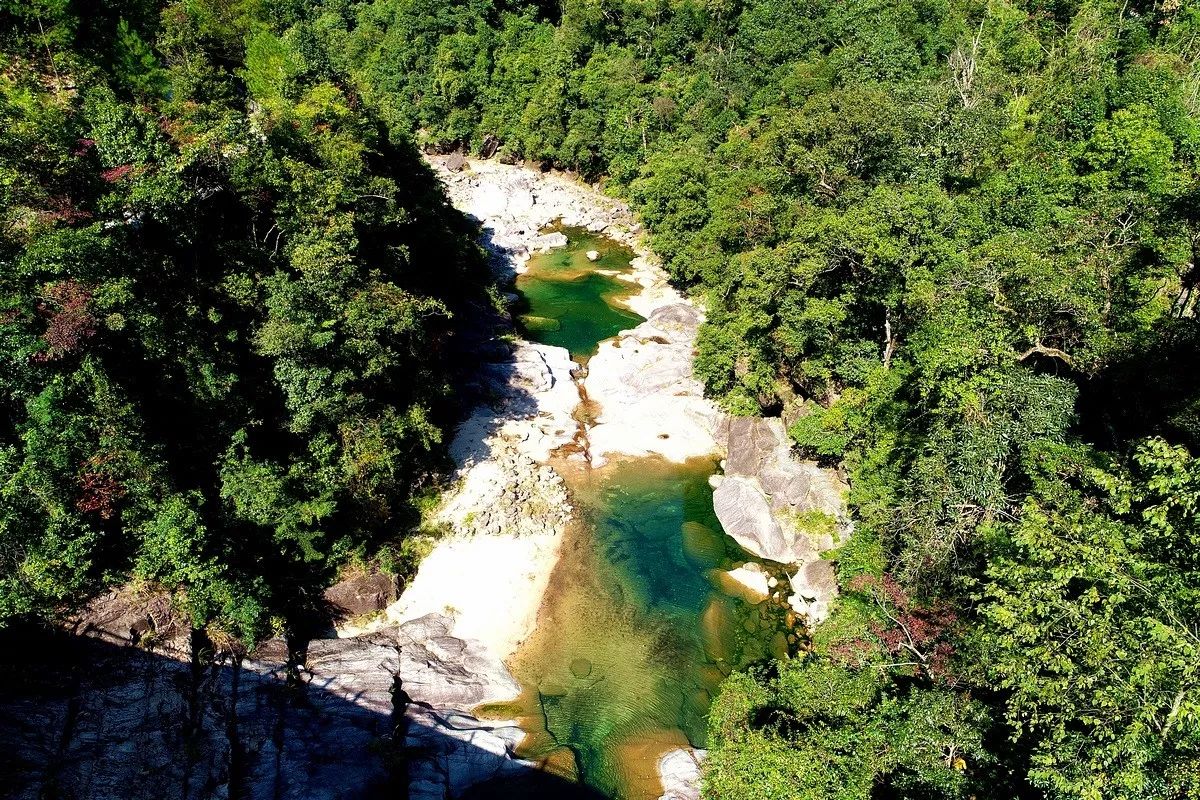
3, 0, 1198, 799
0, 0, 495, 645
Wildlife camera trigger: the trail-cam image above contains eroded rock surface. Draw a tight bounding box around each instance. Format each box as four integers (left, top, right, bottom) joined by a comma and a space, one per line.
712, 417, 850, 624
397, 614, 521, 709
397, 614, 534, 800
586, 303, 725, 467
0, 628, 398, 800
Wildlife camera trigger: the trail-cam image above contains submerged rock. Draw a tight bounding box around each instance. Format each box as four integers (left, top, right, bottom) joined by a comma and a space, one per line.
724, 563, 770, 600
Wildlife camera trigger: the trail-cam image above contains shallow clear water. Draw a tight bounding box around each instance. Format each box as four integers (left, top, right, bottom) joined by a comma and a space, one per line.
515, 227, 645, 360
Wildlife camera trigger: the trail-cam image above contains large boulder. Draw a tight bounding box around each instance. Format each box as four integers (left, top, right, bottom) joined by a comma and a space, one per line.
712, 476, 799, 564
787, 559, 839, 624
714, 416, 849, 625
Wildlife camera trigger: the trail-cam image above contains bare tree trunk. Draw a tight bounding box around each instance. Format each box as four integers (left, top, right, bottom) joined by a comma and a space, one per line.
883, 308, 897, 369
949, 19, 985, 108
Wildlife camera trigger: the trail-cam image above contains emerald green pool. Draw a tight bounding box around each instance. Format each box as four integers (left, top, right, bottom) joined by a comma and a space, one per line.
481, 459, 792, 800
515, 227, 645, 360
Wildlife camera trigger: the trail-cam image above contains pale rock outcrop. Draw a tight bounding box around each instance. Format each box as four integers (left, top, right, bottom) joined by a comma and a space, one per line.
430, 156, 635, 281
712, 417, 850, 625
658, 748, 707, 800
397, 614, 536, 800
392, 339, 576, 659
586, 303, 724, 467
450, 340, 580, 468
786, 559, 839, 628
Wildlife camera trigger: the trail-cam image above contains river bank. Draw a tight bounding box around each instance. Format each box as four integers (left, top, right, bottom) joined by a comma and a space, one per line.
382, 156, 732, 799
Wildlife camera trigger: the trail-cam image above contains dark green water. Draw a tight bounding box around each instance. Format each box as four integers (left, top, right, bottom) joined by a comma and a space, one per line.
515, 227, 645, 360
483, 459, 792, 800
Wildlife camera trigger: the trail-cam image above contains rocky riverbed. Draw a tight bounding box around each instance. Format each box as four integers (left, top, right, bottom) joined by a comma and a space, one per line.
412, 156, 852, 798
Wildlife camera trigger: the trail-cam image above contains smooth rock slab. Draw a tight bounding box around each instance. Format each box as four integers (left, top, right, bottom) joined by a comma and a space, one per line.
712, 475, 796, 564
586, 303, 724, 466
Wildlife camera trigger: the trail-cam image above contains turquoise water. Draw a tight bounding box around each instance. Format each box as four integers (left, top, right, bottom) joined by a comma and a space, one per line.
483, 459, 792, 800
515, 227, 645, 360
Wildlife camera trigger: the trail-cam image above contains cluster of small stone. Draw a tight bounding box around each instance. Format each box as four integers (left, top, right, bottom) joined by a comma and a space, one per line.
458, 446, 573, 538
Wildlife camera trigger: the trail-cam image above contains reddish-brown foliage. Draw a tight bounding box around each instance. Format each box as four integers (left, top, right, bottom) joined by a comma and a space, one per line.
44, 195, 93, 225
827, 636, 878, 668
73, 138, 96, 156
31, 280, 97, 362
101, 164, 133, 183
848, 573, 960, 684
76, 454, 126, 520
77, 473, 124, 519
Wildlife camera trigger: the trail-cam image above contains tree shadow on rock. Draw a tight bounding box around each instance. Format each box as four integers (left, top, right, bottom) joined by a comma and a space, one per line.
0, 624, 607, 800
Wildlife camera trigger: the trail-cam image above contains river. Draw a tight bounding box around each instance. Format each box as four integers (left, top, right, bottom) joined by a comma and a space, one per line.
477, 229, 794, 799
